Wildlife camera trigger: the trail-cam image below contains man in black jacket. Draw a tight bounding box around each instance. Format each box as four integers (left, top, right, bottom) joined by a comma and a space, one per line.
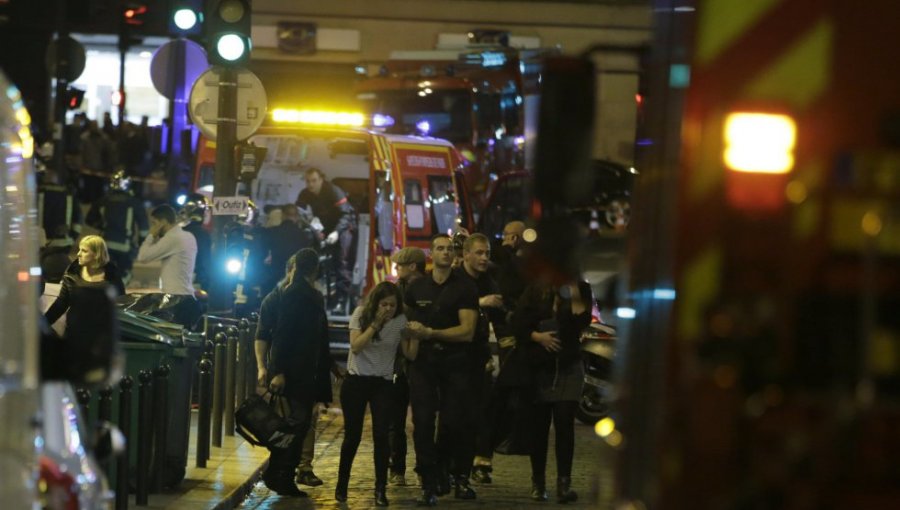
254, 248, 333, 497
295, 167, 356, 314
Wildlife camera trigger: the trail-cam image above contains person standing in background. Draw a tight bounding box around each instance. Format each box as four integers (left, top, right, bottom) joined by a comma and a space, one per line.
295, 167, 357, 314
136, 204, 199, 328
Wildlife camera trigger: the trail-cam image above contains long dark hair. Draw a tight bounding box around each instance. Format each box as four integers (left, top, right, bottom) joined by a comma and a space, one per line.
359, 281, 403, 331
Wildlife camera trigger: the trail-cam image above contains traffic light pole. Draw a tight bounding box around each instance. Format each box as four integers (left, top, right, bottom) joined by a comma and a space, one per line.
52, 0, 70, 183
211, 66, 239, 311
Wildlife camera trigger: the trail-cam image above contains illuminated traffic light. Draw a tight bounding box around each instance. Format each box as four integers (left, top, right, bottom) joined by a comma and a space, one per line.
205, 0, 251, 66
170, 0, 203, 36
66, 87, 85, 110
123, 2, 148, 26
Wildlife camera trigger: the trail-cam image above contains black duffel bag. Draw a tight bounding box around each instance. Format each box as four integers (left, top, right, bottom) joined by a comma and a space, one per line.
235, 391, 298, 449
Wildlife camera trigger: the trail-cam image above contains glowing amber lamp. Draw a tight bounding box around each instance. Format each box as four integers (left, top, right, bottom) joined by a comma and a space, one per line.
723, 112, 796, 174
271, 108, 365, 127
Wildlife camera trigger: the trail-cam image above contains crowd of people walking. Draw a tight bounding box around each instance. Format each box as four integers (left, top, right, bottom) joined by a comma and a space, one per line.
254, 221, 594, 507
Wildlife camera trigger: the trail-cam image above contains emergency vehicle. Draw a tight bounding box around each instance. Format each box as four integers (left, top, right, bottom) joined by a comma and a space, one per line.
191, 109, 474, 346
355, 37, 554, 209
615, 1, 900, 508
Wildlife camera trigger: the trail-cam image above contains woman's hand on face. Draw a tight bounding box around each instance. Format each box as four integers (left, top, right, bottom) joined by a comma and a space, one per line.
534, 331, 561, 352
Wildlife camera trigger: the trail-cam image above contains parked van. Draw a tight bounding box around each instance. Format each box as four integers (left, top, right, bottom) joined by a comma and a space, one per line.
192, 110, 474, 348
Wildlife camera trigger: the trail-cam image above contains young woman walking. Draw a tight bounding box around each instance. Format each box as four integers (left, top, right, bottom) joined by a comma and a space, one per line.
336, 281, 417, 506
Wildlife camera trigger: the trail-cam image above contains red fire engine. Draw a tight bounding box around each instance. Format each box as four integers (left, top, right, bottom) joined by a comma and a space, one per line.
355, 35, 554, 210
614, 1, 900, 508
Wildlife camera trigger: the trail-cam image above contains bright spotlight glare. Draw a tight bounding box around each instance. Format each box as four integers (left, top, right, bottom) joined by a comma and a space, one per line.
176, 194, 188, 206
226, 258, 243, 274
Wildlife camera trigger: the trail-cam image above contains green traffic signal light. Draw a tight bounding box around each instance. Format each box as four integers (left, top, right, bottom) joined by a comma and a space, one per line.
174, 8, 199, 31
169, 0, 203, 36
206, 0, 251, 65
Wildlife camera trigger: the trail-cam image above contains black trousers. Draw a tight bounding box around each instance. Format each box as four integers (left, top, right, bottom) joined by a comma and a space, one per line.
529, 400, 577, 481
409, 346, 477, 486
339, 375, 393, 487
473, 369, 495, 459
266, 396, 314, 478
388, 371, 409, 475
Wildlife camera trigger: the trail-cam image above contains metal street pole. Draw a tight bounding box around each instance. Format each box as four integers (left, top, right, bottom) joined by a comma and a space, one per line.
52, 0, 69, 183
211, 66, 238, 311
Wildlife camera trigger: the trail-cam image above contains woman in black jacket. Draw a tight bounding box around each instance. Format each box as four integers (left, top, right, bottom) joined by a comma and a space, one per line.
513, 279, 592, 504
43, 235, 124, 383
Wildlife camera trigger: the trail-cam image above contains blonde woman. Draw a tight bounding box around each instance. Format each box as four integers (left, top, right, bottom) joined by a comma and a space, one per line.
45, 235, 125, 330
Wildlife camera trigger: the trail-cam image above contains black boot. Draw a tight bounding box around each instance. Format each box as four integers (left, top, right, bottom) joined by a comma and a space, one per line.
335, 478, 348, 503
262, 470, 307, 498
453, 476, 477, 500
531, 476, 548, 502
416, 488, 438, 507
557, 476, 578, 504
374, 483, 390, 507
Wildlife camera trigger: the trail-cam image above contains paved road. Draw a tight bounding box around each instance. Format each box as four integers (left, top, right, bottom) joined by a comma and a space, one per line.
239, 405, 616, 510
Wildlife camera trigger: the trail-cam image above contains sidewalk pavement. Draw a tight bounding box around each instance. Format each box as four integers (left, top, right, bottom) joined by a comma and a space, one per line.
147, 402, 616, 510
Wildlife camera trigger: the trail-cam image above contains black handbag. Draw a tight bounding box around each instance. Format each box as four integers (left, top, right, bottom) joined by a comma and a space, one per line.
234, 391, 298, 449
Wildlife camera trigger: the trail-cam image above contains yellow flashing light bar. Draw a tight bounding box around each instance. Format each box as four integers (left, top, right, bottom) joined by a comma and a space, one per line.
272, 108, 365, 127
723, 112, 796, 174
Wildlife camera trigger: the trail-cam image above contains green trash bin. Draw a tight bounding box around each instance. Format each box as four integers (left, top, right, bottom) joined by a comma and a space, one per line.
97, 310, 184, 491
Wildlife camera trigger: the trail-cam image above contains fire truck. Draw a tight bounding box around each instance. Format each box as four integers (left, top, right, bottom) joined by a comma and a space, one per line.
613, 1, 900, 508
355, 36, 554, 210
192, 109, 474, 348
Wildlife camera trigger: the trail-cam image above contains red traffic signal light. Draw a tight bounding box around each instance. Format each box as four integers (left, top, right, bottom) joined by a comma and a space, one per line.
124, 3, 148, 26
66, 87, 85, 110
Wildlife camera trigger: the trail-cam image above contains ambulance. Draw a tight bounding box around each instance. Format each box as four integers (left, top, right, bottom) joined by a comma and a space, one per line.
192, 109, 474, 346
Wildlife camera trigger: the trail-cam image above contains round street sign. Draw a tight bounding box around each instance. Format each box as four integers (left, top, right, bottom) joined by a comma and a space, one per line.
45, 36, 86, 82
150, 38, 209, 100
188, 67, 267, 142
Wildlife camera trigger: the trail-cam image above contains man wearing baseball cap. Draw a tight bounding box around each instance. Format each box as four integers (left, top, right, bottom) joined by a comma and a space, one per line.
385, 246, 426, 486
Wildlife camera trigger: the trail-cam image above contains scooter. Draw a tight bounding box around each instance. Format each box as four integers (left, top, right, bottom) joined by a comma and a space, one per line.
577, 320, 616, 425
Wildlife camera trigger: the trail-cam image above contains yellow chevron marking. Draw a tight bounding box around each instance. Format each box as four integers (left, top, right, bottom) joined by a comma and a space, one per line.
743, 19, 833, 109
696, 0, 781, 66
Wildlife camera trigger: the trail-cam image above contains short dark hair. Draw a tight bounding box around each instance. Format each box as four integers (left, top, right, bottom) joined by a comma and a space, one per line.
292, 248, 319, 279
151, 204, 177, 224
304, 167, 325, 179
431, 233, 451, 248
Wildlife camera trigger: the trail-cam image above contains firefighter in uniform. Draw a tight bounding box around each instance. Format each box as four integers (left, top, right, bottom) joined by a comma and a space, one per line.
37, 160, 83, 283
86, 170, 149, 280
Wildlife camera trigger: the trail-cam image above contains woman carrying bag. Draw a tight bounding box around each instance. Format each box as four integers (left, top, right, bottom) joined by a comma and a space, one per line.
336, 281, 417, 506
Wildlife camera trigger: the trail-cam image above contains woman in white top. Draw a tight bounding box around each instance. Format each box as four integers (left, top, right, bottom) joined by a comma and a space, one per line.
335, 281, 417, 506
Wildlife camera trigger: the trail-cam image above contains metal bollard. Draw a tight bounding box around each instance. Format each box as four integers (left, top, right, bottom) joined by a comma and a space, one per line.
211, 332, 227, 447
235, 320, 248, 406
116, 376, 134, 510
98, 385, 114, 422
224, 327, 238, 436
150, 365, 170, 492
75, 387, 91, 422
196, 357, 213, 468
135, 370, 154, 506
244, 314, 257, 398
